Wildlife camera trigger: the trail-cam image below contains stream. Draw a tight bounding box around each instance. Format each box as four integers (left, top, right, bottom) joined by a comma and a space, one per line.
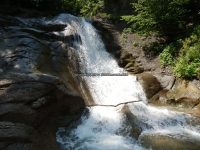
46, 14, 200, 150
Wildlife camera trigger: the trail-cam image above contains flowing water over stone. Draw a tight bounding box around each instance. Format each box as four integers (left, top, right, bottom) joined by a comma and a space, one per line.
48, 14, 200, 150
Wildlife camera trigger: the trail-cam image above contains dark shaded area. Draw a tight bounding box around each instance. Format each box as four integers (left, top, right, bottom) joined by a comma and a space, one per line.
142, 41, 166, 59
0, 0, 63, 16
0, 0, 61, 11
104, 0, 134, 15
160, 0, 200, 38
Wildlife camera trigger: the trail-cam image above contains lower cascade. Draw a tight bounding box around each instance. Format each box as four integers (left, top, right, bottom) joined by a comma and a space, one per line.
50, 14, 200, 150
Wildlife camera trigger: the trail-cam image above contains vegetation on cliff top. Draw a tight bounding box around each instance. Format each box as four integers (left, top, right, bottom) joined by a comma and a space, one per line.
121, 0, 200, 79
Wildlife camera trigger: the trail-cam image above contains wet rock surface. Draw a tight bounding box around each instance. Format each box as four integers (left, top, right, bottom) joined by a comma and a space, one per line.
150, 78, 200, 116
0, 16, 85, 150
133, 72, 200, 117
137, 73, 162, 99
140, 133, 200, 150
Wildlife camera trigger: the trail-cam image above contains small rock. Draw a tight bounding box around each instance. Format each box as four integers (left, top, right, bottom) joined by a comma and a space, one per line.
137, 73, 162, 99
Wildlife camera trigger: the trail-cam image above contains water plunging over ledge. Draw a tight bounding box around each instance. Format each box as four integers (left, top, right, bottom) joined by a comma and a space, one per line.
47, 14, 200, 150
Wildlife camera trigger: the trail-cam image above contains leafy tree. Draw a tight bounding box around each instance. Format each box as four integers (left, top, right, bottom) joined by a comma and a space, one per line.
122, 0, 200, 36
58, 0, 104, 17
80, 0, 104, 17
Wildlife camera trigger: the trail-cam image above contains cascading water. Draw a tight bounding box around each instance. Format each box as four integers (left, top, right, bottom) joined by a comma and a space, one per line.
48, 14, 200, 150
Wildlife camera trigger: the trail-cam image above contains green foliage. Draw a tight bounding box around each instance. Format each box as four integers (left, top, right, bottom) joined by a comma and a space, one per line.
63, 0, 104, 17
160, 45, 175, 66
123, 28, 133, 34
174, 57, 200, 79
62, 0, 82, 14
121, 0, 200, 36
62, 0, 104, 17
158, 26, 200, 79
121, 1, 157, 35
121, 0, 200, 79
98, 13, 112, 20
159, 41, 182, 66
144, 42, 165, 55
173, 27, 200, 78
80, 0, 104, 17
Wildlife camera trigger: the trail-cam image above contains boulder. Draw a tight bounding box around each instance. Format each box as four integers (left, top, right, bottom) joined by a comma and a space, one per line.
173, 79, 200, 100
150, 79, 200, 116
137, 73, 162, 99
154, 74, 176, 90
140, 133, 200, 150
122, 105, 151, 139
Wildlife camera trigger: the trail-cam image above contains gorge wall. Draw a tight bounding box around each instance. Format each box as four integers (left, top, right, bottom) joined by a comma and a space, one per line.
0, 15, 85, 150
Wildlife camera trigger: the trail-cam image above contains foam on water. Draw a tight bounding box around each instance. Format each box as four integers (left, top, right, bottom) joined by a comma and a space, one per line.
47, 14, 200, 150
57, 107, 146, 150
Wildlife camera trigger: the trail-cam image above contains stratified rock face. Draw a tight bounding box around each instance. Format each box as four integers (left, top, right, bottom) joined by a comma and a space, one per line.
173, 79, 200, 100
151, 77, 200, 116
136, 71, 200, 117
0, 16, 85, 150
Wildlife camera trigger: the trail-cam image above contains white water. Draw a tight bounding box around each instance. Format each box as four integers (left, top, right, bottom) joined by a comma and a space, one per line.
49, 14, 200, 150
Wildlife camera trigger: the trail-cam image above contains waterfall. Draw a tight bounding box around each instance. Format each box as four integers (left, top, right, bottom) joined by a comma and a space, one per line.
48, 14, 200, 150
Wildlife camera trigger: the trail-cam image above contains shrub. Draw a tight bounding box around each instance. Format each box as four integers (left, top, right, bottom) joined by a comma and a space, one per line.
160, 45, 175, 66
61, 0, 82, 14
159, 41, 182, 66
174, 54, 200, 78
61, 0, 104, 17
173, 26, 200, 78
80, 0, 104, 17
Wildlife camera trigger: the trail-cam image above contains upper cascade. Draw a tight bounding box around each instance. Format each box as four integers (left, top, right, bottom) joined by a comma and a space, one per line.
48, 14, 146, 105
